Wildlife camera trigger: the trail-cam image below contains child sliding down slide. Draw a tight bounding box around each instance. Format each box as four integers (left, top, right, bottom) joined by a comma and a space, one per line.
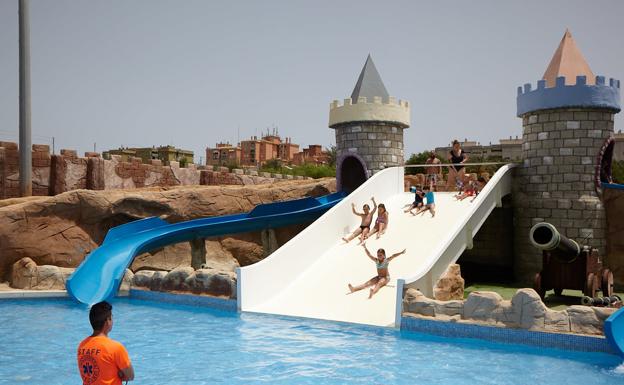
348, 243, 406, 299
343, 197, 377, 244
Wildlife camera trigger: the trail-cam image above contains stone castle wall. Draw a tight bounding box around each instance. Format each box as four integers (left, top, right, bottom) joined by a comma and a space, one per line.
513, 108, 614, 284
334, 122, 405, 173
0, 142, 307, 199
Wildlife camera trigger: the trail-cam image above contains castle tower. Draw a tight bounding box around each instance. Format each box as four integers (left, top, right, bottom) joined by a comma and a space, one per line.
329, 55, 410, 192
514, 30, 621, 283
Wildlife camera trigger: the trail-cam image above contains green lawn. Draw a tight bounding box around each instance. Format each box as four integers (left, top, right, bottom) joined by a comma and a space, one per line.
464, 283, 622, 311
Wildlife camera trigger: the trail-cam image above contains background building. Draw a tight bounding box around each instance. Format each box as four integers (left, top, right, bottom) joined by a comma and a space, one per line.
206, 142, 242, 166
434, 137, 522, 161
205, 130, 330, 167
103, 145, 194, 166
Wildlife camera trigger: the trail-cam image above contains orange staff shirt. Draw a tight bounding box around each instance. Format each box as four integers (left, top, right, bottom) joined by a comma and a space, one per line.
77, 336, 131, 385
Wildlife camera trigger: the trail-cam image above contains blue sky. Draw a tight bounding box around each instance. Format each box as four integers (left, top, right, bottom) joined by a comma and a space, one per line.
0, 0, 622, 162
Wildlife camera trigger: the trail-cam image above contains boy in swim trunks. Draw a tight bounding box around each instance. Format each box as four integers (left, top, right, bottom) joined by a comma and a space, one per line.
348, 243, 406, 299
342, 197, 377, 244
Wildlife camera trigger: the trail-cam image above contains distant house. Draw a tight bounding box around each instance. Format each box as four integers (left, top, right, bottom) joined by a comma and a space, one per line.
103, 145, 194, 166
435, 137, 522, 161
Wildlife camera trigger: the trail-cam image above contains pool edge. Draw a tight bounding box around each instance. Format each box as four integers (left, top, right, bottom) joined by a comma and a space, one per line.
401, 315, 617, 356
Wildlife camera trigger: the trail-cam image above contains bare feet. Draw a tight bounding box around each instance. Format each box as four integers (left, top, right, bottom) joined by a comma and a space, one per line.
342, 237, 349, 243
368, 288, 374, 299
348, 284, 354, 293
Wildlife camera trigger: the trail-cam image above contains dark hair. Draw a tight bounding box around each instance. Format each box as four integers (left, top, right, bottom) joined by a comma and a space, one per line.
478, 176, 487, 183
89, 301, 112, 331
377, 248, 386, 256
363, 204, 370, 210
423, 185, 430, 191
452, 139, 460, 146
378, 203, 386, 211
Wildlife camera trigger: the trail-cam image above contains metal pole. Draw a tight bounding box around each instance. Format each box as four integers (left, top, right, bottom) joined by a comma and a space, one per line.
19, 0, 32, 197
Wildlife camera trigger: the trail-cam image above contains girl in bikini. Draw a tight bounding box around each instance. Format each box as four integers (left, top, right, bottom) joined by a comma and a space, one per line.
348, 244, 406, 299
367, 203, 388, 240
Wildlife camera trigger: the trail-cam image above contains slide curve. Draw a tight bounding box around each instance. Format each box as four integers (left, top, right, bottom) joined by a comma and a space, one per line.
238, 164, 515, 327
66, 192, 345, 305
605, 301, 624, 357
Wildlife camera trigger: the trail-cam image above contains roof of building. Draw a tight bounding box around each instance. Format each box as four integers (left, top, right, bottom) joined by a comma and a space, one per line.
542, 29, 595, 87
350, 54, 389, 103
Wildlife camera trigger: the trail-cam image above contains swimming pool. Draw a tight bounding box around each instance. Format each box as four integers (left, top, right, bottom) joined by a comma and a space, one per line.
1, 298, 622, 385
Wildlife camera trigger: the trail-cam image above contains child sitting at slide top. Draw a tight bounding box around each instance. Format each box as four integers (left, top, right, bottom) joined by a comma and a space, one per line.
342, 197, 377, 244
470, 176, 488, 202
414, 185, 436, 217
404, 186, 424, 214
455, 180, 476, 201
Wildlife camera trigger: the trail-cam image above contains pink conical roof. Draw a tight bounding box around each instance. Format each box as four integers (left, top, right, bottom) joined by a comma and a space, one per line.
542, 29, 595, 87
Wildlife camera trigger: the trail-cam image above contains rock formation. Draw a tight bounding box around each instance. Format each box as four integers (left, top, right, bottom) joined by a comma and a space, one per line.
10, 257, 74, 290
433, 263, 465, 301
403, 288, 616, 336
0, 179, 335, 281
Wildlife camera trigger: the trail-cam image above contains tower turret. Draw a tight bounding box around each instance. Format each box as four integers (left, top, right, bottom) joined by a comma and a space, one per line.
329, 55, 410, 192
513, 30, 621, 283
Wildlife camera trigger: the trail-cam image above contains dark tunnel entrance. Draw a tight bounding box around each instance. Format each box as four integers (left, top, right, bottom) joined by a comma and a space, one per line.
339, 155, 367, 193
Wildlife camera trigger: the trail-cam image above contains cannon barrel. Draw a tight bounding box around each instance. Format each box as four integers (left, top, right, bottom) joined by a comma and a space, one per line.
529, 222, 580, 262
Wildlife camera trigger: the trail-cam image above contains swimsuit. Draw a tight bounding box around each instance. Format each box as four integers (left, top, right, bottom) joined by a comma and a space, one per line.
360, 225, 370, 230
375, 215, 387, 225
450, 150, 466, 171
376, 260, 390, 279
425, 191, 435, 205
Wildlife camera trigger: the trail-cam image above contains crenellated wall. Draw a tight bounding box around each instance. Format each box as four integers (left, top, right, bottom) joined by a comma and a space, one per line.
0, 142, 307, 199
517, 75, 620, 116
329, 96, 410, 128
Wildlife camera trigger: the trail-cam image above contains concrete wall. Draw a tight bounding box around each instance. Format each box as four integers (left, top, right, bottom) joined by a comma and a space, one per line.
457, 197, 515, 283
604, 187, 624, 288
0, 142, 303, 198
513, 108, 614, 284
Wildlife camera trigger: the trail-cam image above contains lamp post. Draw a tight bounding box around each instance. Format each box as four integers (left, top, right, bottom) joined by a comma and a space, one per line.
19, 0, 32, 196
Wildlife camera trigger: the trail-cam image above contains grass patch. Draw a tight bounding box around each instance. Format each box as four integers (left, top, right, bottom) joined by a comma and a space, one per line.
464, 282, 622, 311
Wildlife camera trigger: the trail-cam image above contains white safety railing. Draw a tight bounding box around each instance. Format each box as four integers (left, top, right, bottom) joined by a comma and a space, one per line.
237, 166, 405, 311
393, 163, 516, 326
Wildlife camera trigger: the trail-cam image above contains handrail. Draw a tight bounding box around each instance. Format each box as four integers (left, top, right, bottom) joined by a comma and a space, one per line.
403, 161, 514, 168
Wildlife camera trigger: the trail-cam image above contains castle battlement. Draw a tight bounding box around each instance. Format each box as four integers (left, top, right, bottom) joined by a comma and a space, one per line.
328, 96, 410, 128
516, 75, 621, 116
329, 96, 409, 110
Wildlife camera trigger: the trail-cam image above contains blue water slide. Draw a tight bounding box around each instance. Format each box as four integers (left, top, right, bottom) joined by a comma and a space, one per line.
66, 192, 345, 305
605, 307, 624, 357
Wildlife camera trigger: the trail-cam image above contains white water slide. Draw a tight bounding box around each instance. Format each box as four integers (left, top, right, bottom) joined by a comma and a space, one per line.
238, 164, 515, 327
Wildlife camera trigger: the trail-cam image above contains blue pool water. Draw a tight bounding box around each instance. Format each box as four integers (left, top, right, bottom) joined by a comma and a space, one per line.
1, 298, 623, 385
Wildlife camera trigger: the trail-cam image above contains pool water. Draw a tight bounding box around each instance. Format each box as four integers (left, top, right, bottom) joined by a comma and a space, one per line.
1, 298, 623, 385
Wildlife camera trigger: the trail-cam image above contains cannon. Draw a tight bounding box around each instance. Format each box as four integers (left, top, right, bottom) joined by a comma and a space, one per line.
529, 222, 613, 299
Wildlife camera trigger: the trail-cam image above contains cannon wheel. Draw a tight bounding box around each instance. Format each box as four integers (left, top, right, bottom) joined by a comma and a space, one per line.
602, 269, 614, 297
534, 272, 545, 299
585, 273, 598, 298
553, 288, 563, 296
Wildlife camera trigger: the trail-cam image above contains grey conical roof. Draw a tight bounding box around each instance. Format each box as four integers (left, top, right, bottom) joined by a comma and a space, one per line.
350, 55, 389, 103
